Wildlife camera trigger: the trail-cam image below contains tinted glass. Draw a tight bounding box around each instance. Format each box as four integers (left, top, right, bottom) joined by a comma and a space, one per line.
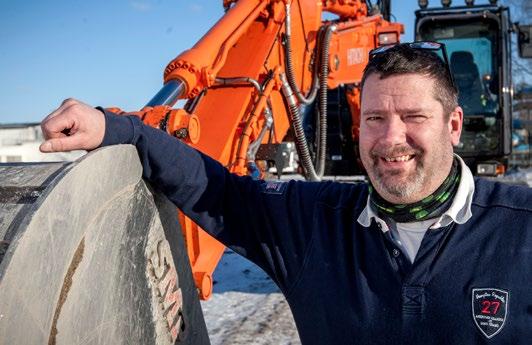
419, 19, 501, 155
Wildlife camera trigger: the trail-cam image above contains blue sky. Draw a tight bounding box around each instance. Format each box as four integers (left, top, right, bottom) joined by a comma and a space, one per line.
0, 0, 509, 124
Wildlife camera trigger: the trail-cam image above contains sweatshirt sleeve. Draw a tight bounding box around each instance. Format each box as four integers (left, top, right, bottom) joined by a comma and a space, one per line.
98, 109, 325, 293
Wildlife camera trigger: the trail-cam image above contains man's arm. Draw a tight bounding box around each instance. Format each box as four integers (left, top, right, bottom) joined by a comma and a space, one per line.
40, 99, 324, 293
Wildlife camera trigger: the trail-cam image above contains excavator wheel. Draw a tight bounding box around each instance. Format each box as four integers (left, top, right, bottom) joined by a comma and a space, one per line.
0, 145, 210, 345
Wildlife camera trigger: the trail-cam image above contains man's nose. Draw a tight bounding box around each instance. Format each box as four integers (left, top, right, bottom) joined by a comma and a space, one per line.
380, 117, 407, 146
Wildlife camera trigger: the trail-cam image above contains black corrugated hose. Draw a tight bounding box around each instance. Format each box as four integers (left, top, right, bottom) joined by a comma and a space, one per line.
315, 24, 335, 177
283, 3, 320, 105
280, 73, 321, 181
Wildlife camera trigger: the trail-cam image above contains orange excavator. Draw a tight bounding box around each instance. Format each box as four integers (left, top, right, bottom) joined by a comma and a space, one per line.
0, 1, 403, 343
108, 0, 403, 300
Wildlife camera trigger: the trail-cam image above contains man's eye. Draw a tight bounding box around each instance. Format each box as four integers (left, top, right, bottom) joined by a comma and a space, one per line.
366, 116, 382, 121
405, 115, 427, 122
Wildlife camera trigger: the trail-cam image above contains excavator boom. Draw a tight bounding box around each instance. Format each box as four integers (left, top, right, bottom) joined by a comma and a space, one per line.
121, 0, 403, 299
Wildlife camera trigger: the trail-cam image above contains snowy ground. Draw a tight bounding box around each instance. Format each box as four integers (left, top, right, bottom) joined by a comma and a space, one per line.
200, 250, 301, 345
498, 166, 532, 187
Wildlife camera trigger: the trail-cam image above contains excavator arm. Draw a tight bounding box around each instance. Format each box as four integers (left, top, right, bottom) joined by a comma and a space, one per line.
110, 0, 403, 299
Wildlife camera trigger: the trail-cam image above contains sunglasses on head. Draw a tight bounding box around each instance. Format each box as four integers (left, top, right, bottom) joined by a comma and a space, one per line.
368, 41, 456, 89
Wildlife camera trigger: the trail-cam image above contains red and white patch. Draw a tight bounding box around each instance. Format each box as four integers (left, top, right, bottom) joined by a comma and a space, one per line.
472, 288, 509, 339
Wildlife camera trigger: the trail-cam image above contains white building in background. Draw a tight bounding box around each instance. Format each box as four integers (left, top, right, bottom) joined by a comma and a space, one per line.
0, 123, 85, 162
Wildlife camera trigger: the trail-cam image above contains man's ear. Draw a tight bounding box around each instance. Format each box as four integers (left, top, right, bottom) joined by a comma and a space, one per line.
448, 106, 463, 146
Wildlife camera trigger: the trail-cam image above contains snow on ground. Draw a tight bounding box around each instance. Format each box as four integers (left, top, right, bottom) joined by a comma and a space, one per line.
502, 166, 532, 187
200, 250, 301, 345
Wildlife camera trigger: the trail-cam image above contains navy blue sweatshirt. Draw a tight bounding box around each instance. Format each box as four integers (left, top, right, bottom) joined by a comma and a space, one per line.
101, 111, 532, 345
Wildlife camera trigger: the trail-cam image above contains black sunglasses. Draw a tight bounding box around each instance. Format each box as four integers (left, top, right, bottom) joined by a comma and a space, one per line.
368, 41, 456, 90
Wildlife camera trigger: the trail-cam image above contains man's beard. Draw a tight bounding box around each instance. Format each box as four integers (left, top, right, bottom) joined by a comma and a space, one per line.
368, 145, 427, 199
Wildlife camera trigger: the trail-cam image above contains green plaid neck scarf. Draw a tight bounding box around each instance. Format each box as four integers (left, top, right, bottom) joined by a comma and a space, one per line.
369, 157, 461, 223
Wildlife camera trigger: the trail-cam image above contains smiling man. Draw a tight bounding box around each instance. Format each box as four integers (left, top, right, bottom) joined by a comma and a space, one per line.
40, 43, 531, 344
360, 72, 460, 204
357, 44, 469, 263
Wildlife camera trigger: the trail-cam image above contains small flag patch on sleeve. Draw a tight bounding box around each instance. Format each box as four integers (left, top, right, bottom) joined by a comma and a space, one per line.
261, 181, 288, 195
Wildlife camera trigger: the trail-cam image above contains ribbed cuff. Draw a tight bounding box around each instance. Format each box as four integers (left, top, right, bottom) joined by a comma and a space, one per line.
97, 107, 137, 147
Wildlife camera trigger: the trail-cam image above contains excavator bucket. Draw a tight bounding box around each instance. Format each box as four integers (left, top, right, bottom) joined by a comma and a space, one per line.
0, 145, 210, 345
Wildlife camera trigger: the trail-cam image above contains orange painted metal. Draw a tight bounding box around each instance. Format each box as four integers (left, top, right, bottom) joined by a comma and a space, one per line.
233, 67, 280, 172
345, 85, 361, 141
327, 17, 404, 88
163, 0, 269, 98
166, 109, 201, 144
106, 106, 200, 145
117, 0, 404, 300
322, 0, 367, 19
326, 16, 403, 139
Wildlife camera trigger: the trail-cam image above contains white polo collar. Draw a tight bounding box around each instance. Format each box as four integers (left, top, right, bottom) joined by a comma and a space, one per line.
357, 154, 475, 232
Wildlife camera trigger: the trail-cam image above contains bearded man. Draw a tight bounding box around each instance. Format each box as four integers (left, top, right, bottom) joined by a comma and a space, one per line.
40, 43, 531, 344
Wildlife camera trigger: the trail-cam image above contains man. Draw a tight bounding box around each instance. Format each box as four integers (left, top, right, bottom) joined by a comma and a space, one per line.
40, 44, 531, 344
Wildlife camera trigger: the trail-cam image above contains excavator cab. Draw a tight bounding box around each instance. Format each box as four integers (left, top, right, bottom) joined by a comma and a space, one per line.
415, 3, 513, 175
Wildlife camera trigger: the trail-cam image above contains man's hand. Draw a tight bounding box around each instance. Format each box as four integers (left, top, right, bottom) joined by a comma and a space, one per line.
40, 98, 105, 153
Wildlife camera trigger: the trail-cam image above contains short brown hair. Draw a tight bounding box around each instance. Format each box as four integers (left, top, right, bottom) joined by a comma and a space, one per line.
361, 44, 458, 117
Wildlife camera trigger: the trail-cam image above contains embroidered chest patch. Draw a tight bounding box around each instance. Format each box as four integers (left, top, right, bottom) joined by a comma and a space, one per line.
472, 288, 509, 339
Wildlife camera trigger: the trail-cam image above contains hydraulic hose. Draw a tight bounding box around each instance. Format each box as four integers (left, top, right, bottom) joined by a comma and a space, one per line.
214, 76, 273, 160
315, 24, 336, 177
284, 3, 319, 105
215, 77, 262, 94
280, 73, 320, 181
282, 19, 335, 180
247, 106, 273, 160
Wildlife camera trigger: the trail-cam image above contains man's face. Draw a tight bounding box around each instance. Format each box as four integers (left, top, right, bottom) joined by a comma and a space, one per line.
359, 73, 462, 204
